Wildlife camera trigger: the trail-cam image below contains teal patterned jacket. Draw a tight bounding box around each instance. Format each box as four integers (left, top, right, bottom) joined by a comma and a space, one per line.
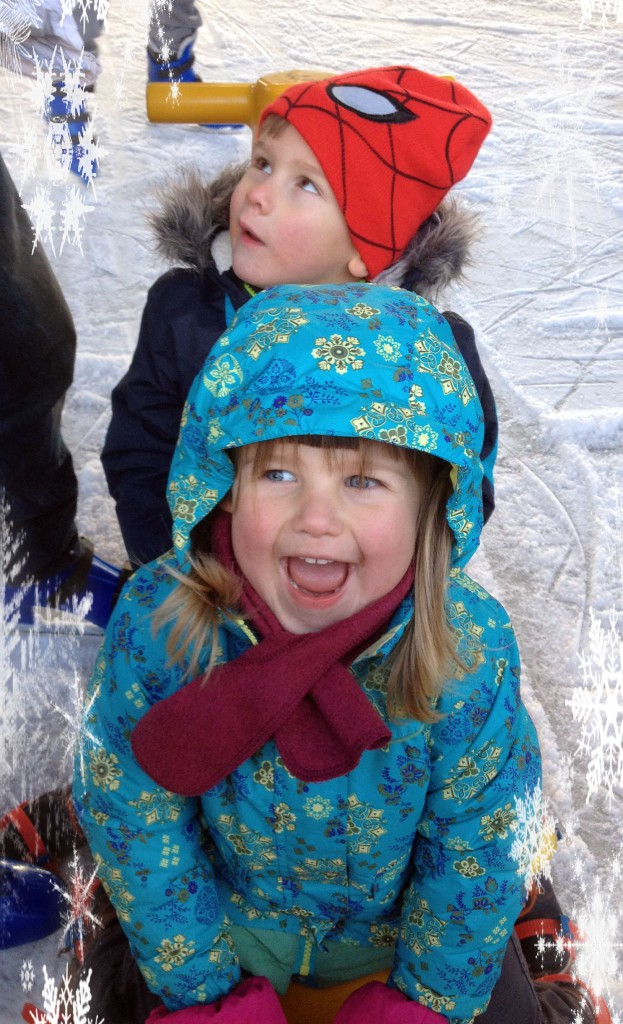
74, 284, 541, 1023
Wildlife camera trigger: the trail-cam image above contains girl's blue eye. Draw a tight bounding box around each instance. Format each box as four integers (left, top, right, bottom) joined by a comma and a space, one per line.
300, 177, 319, 194
346, 475, 378, 489
265, 469, 296, 482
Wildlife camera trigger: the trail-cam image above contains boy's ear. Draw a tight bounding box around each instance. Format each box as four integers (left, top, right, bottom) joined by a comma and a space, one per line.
348, 251, 368, 280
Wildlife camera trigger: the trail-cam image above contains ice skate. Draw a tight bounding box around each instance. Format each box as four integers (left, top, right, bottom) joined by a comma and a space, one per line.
45, 81, 99, 183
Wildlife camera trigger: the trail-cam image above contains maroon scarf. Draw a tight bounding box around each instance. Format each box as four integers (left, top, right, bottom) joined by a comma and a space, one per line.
131, 513, 413, 795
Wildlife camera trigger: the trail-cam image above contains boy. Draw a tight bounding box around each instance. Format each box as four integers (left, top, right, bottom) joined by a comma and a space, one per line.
101, 65, 498, 568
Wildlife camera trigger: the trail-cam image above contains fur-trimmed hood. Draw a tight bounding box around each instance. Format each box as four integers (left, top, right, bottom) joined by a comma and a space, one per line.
149, 163, 480, 304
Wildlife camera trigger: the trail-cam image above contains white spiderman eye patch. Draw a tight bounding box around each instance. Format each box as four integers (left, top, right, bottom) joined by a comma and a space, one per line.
328, 84, 419, 123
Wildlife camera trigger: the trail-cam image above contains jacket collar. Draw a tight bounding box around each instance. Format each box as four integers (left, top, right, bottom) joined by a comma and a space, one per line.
149, 164, 479, 305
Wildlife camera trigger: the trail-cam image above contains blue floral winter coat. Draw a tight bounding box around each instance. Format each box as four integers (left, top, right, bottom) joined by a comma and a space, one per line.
75, 284, 540, 1024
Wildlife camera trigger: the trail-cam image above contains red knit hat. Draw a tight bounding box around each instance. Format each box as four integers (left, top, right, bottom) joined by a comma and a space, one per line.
260, 65, 492, 279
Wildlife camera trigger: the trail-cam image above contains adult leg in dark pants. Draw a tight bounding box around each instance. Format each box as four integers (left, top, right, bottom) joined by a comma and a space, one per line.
0, 150, 120, 628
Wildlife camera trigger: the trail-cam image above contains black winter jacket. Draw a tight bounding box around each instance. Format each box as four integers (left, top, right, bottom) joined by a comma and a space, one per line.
102, 266, 247, 565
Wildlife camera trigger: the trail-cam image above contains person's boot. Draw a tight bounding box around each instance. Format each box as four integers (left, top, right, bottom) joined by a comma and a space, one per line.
515, 876, 574, 976
6, 537, 125, 630
516, 877, 613, 1023
147, 40, 201, 84
46, 81, 99, 183
147, 41, 243, 130
534, 974, 612, 1024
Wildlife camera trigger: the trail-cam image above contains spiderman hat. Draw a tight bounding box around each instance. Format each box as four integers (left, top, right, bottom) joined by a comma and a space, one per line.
261, 65, 492, 280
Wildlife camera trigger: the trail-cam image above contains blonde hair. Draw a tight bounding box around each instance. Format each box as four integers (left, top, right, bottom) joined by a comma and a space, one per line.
155, 436, 461, 722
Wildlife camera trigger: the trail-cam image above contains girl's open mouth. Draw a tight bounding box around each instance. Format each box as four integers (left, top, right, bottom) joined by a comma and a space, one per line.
286, 557, 350, 597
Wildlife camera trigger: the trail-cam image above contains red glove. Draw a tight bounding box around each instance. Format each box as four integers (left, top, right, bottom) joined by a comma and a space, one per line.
333, 982, 447, 1024
146, 976, 287, 1024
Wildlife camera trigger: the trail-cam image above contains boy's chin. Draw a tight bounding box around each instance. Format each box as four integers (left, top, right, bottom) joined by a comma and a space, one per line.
230, 255, 364, 290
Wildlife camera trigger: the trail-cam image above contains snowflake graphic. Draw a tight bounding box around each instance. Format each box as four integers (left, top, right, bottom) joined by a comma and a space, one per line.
70, 0, 110, 33
73, 123, 104, 188
1, 509, 104, 1013
509, 781, 558, 895
32, 49, 62, 117
150, 0, 175, 59
53, 658, 99, 797
23, 184, 57, 250
33, 46, 104, 185
579, 0, 623, 25
20, 958, 36, 992
3, 9, 106, 254
568, 848, 623, 1019
569, 608, 623, 807
0, 498, 95, 809
148, 0, 185, 105
57, 850, 102, 962
20, 162, 98, 255
0, 0, 40, 73
28, 962, 103, 1024
58, 185, 94, 252
56, 57, 88, 117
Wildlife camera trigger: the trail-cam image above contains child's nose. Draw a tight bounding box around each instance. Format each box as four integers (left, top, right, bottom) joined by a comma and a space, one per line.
247, 176, 272, 211
294, 489, 342, 536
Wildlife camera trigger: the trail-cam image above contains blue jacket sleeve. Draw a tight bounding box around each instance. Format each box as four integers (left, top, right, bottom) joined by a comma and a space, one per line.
73, 566, 241, 1009
391, 581, 541, 1023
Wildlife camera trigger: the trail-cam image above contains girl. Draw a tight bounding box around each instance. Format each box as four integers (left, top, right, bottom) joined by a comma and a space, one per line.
73, 284, 582, 1024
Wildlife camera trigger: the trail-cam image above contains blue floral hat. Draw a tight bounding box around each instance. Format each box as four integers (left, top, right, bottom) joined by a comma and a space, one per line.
167, 283, 485, 568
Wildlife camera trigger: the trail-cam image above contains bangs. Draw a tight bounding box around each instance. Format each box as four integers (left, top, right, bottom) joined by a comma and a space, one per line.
229, 434, 451, 491
258, 113, 289, 139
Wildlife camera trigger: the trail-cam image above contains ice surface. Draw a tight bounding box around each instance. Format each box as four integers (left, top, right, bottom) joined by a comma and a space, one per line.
1, 0, 622, 1017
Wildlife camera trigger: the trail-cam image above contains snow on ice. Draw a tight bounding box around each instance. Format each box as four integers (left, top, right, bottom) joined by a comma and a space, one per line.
1, 0, 622, 1017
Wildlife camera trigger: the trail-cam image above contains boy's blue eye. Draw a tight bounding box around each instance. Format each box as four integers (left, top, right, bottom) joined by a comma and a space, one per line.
253, 157, 272, 174
300, 177, 319, 194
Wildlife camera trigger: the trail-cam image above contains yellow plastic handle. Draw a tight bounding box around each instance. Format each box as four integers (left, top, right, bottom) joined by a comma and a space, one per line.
146, 69, 332, 126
